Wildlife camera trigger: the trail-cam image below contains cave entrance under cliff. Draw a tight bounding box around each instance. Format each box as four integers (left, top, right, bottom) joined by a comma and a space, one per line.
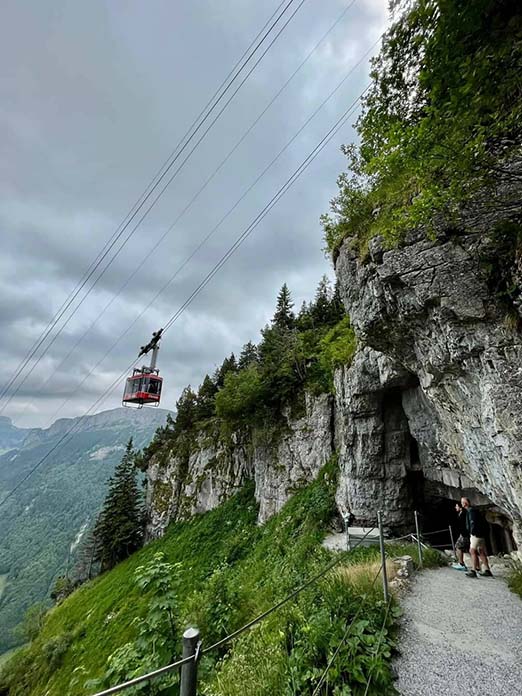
408, 471, 517, 555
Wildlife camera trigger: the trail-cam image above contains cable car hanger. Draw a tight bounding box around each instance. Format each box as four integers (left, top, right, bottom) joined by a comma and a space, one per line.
122, 329, 164, 409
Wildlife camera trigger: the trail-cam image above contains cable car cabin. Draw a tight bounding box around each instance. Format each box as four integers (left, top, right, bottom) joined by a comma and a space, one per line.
122, 371, 163, 408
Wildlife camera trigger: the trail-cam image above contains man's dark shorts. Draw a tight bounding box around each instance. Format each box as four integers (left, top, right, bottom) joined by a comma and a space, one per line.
456, 534, 470, 552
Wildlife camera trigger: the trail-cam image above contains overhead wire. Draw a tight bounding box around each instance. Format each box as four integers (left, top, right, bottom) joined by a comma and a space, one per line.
44, 32, 379, 427
30, 0, 364, 420
0, 0, 303, 412
88, 529, 378, 696
0, 80, 371, 508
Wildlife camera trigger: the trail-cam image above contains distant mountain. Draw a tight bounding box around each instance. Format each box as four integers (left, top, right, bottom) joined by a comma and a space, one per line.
0, 416, 31, 455
0, 407, 170, 653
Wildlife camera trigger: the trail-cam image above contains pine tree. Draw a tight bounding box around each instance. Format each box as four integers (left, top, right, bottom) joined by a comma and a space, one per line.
272, 283, 295, 331
296, 300, 314, 331
238, 341, 258, 369
214, 353, 238, 388
196, 374, 218, 420
310, 275, 332, 325
93, 439, 144, 572
173, 386, 198, 436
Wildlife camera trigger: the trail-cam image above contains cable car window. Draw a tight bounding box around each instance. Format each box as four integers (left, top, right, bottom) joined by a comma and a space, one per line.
148, 380, 158, 395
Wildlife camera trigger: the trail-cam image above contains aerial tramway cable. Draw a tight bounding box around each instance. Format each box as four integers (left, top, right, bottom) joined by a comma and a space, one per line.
31, 0, 367, 421
0, 84, 368, 509
0, 0, 303, 411
46, 36, 378, 426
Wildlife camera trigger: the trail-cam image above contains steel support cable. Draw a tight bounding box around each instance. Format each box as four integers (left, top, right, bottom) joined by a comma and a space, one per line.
311, 563, 385, 696
0, 85, 368, 508
0, 0, 301, 411
44, 40, 378, 426
87, 529, 377, 696
362, 597, 393, 696
0, 0, 292, 408
32, 0, 365, 417
162, 90, 369, 335
0, 3, 292, 411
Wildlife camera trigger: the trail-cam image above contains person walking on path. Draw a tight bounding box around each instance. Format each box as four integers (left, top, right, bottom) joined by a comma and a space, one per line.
461, 497, 493, 578
452, 502, 470, 571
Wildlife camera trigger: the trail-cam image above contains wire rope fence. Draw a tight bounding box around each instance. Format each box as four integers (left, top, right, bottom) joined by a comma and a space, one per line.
88, 508, 450, 696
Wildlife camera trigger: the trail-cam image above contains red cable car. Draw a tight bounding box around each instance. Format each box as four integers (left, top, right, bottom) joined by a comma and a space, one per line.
123, 329, 164, 408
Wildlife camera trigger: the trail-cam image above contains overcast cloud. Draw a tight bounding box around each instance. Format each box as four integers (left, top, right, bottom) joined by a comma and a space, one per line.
1, 0, 389, 428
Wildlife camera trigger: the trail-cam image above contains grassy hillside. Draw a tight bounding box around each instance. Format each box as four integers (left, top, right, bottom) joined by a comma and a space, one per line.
0, 470, 439, 696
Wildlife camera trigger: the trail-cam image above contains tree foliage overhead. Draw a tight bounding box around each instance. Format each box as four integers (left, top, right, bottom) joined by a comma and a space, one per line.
323, 0, 522, 253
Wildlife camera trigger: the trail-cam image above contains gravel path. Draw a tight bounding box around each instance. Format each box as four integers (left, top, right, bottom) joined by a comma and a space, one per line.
394, 562, 522, 696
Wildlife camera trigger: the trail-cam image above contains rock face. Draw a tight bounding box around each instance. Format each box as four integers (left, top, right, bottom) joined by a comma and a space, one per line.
336, 231, 522, 544
146, 230, 522, 551
146, 393, 333, 536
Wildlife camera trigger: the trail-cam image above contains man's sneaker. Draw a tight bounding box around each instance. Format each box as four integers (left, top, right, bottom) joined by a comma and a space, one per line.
451, 563, 467, 571
465, 569, 478, 578
479, 569, 493, 577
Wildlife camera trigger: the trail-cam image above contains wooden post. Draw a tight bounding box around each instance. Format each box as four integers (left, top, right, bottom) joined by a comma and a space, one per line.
378, 511, 389, 603
414, 511, 423, 568
180, 627, 200, 696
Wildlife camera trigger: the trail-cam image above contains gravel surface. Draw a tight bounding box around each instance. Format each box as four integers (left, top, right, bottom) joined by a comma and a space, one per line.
394, 563, 522, 696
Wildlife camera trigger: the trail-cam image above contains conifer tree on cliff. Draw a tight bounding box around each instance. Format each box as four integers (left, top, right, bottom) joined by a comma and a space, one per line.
93, 439, 144, 572
272, 283, 295, 331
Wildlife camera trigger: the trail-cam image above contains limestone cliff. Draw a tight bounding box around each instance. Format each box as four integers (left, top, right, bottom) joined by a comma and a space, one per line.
336, 230, 522, 546
146, 393, 333, 538
146, 229, 522, 552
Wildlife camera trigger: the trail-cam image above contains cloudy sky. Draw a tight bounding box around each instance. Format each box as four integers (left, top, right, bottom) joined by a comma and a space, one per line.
1, 0, 388, 428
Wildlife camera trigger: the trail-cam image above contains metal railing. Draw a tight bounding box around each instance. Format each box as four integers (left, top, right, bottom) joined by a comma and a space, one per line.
90, 510, 445, 696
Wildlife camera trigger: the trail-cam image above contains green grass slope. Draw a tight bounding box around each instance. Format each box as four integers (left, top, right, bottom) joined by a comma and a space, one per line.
0, 472, 436, 696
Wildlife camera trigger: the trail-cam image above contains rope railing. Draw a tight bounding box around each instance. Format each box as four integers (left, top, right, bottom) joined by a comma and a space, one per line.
90, 510, 455, 696
311, 562, 385, 696
422, 527, 453, 537
362, 597, 393, 696
90, 528, 378, 696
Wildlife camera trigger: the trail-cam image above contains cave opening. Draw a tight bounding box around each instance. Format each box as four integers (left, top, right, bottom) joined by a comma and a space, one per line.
408, 472, 517, 555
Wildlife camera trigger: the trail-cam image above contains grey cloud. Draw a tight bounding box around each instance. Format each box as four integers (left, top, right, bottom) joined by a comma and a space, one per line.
1, 0, 388, 427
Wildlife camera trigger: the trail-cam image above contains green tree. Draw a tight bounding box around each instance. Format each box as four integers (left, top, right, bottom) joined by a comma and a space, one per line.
238, 341, 258, 369
196, 374, 218, 421
215, 365, 265, 424
323, 0, 522, 252
93, 440, 144, 572
173, 386, 198, 436
272, 283, 295, 331
214, 354, 238, 389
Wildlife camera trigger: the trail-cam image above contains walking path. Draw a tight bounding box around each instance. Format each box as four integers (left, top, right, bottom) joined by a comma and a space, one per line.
394, 561, 522, 695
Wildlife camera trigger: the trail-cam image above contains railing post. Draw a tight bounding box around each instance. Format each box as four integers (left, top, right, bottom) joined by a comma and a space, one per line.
414, 511, 423, 568
449, 524, 456, 559
180, 627, 200, 696
377, 510, 389, 603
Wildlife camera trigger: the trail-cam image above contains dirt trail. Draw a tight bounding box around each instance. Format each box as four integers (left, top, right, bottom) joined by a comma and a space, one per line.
394, 563, 522, 696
